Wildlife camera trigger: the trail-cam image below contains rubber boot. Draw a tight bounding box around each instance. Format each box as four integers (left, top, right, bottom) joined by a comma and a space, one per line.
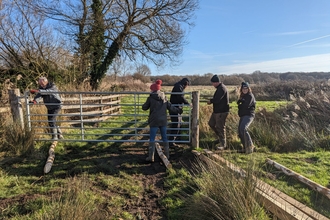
237, 144, 246, 153
51, 128, 58, 140
57, 126, 64, 139
164, 142, 170, 159
245, 143, 255, 154
146, 142, 155, 162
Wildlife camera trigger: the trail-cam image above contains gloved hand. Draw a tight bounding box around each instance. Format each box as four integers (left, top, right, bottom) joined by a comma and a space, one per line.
30, 89, 39, 94
178, 107, 183, 114
29, 100, 37, 104
237, 99, 244, 105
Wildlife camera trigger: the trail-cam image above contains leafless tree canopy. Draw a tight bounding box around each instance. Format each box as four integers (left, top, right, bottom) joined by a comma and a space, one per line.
30, 0, 199, 88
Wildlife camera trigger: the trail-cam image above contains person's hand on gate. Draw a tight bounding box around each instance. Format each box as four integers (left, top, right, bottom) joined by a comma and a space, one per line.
178, 106, 183, 114
29, 100, 37, 104
29, 89, 39, 94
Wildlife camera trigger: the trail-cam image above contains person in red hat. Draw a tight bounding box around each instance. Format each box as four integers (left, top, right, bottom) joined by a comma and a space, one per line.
142, 79, 182, 162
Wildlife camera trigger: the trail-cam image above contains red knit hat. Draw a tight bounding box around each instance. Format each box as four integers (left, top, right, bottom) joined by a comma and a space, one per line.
150, 79, 162, 91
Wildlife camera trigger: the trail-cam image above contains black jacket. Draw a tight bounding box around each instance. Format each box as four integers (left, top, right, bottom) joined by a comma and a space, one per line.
142, 91, 182, 127
170, 81, 189, 105
210, 83, 230, 113
237, 92, 256, 117
34, 82, 62, 110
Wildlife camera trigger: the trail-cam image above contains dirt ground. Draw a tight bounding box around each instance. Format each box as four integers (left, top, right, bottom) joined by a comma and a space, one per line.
112, 143, 195, 220
0, 142, 196, 220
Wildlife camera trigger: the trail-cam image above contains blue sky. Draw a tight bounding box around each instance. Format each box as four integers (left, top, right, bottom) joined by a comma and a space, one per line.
151, 0, 330, 75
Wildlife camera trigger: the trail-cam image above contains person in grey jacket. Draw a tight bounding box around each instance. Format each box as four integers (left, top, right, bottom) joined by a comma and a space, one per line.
29, 77, 63, 140
207, 75, 230, 149
142, 79, 182, 162
237, 82, 256, 154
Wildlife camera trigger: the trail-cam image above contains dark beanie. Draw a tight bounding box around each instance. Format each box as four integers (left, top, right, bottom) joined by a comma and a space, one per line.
241, 82, 249, 88
181, 78, 191, 86
150, 79, 162, 91
211, 75, 220, 82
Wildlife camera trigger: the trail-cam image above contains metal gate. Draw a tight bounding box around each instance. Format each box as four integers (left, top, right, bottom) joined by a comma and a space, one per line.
25, 91, 193, 144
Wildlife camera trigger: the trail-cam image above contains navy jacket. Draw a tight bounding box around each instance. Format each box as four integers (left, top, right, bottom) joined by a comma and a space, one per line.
237, 92, 256, 117
170, 81, 189, 105
210, 83, 230, 113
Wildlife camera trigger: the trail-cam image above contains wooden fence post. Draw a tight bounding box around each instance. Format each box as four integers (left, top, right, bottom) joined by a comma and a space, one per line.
8, 89, 24, 129
191, 91, 200, 149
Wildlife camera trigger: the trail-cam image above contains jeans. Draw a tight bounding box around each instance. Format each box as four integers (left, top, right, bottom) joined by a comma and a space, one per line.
149, 126, 168, 142
238, 115, 254, 148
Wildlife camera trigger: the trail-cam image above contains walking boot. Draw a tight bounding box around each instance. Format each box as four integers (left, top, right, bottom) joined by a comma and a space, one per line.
245, 144, 255, 154
164, 142, 170, 159
146, 142, 155, 162
216, 139, 227, 150
57, 126, 64, 139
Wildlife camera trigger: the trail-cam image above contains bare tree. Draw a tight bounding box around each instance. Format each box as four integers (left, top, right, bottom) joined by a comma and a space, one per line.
33, 0, 198, 89
135, 64, 151, 76
0, 0, 72, 90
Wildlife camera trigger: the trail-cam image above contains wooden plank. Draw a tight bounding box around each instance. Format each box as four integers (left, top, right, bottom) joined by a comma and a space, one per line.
61, 101, 120, 110
196, 149, 329, 220
62, 94, 121, 102
266, 158, 330, 200
155, 143, 172, 169
63, 106, 120, 116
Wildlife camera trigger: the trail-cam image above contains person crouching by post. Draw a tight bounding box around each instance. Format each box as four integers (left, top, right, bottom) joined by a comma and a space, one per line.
237, 82, 256, 154
142, 79, 183, 162
207, 75, 230, 150
29, 76, 63, 140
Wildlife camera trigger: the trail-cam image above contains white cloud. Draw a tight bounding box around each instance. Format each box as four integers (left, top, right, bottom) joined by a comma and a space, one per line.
218, 53, 330, 74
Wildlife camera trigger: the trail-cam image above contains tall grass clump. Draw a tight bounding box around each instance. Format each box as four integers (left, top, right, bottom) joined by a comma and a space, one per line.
0, 115, 35, 156
22, 175, 106, 220
251, 93, 330, 152
181, 157, 269, 220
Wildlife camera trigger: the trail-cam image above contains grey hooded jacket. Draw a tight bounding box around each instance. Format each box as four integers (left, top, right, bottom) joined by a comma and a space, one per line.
142, 91, 182, 127
34, 82, 62, 110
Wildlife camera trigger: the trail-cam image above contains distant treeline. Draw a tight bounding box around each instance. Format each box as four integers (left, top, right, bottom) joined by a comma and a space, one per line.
150, 71, 330, 86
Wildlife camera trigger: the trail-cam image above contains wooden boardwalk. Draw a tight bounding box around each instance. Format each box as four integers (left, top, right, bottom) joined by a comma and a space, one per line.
192, 149, 329, 220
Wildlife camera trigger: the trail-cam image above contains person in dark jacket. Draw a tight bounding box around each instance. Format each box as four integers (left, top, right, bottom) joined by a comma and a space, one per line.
207, 75, 230, 149
142, 79, 182, 162
29, 77, 63, 140
169, 78, 191, 147
237, 82, 256, 154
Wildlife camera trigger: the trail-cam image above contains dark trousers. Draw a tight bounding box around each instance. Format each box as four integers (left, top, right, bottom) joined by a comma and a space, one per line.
47, 107, 61, 128
208, 112, 229, 146
169, 112, 182, 141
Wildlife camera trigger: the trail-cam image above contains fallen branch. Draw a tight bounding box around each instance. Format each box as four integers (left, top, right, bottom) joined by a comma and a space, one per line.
44, 141, 58, 174
155, 143, 172, 169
